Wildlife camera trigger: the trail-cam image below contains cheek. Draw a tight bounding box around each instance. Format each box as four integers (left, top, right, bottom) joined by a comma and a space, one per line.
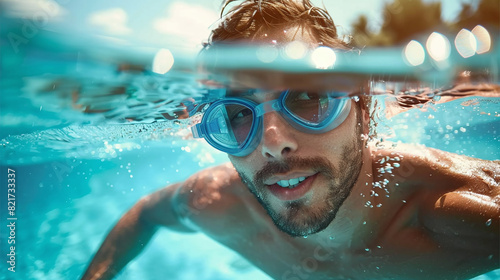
229, 155, 255, 179
314, 111, 360, 154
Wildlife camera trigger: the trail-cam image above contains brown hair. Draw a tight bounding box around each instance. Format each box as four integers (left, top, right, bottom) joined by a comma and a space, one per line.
205, 0, 350, 50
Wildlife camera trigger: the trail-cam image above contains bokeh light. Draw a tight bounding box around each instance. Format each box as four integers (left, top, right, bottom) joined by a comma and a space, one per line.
455, 29, 477, 58
471, 25, 491, 54
284, 41, 307, 59
426, 32, 451, 62
404, 40, 425, 66
152, 48, 174, 74
311, 46, 336, 69
256, 45, 279, 63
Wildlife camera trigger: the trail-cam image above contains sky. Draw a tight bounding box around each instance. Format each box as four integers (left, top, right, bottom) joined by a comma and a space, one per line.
2, 0, 477, 50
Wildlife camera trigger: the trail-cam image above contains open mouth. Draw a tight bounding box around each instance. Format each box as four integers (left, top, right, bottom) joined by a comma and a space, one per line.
276, 176, 307, 188
266, 173, 318, 201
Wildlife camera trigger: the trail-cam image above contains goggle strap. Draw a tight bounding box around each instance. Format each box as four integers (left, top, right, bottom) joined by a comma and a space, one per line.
191, 124, 202, 138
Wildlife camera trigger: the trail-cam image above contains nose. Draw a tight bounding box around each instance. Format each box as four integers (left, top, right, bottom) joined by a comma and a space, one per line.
260, 112, 298, 159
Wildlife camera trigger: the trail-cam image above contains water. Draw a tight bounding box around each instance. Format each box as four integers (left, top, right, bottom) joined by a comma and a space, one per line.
1, 12, 500, 280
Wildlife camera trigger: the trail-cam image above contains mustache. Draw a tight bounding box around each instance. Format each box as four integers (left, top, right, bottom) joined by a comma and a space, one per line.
254, 157, 335, 186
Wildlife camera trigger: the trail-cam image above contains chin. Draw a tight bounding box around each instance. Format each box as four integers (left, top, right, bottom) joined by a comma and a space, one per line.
268, 198, 337, 237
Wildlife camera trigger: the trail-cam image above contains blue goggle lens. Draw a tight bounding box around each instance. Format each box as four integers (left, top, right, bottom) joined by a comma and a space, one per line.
283, 90, 334, 124
194, 91, 350, 156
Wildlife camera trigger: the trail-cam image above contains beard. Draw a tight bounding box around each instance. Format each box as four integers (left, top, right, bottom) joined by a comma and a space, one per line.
235, 108, 364, 237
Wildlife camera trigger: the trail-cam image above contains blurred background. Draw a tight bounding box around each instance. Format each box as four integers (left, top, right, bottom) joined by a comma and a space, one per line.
0, 1, 499, 280
2, 0, 498, 50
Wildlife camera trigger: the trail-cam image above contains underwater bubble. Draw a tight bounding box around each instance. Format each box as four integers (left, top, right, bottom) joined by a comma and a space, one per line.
486, 219, 492, 227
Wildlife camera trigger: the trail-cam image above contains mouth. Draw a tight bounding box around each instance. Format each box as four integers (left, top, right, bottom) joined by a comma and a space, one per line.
266, 173, 318, 201
276, 176, 307, 188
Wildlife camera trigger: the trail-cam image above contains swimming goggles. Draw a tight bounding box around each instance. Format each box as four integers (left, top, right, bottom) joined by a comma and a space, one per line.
191, 90, 351, 156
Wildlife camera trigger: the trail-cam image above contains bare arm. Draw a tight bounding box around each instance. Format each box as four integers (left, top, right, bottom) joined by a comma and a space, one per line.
80, 182, 195, 280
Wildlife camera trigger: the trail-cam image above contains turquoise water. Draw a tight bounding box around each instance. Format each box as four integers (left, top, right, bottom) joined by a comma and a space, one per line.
1, 15, 500, 280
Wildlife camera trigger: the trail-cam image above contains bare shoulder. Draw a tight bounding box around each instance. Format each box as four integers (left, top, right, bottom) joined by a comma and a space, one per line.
372, 142, 500, 194
178, 162, 248, 212
174, 163, 260, 236
372, 142, 500, 246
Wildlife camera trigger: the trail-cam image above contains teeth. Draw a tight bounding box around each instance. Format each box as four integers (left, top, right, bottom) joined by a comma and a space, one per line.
276, 176, 307, 188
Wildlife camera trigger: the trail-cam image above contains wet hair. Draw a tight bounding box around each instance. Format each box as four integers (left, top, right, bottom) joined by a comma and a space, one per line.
202, 0, 374, 137
205, 0, 350, 50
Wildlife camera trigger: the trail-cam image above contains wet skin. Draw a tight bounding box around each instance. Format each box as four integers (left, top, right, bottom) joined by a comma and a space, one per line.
137, 99, 500, 280
81, 25, 500, 280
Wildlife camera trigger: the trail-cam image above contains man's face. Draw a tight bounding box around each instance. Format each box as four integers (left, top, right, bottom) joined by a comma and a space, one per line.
229, 89, 365, 237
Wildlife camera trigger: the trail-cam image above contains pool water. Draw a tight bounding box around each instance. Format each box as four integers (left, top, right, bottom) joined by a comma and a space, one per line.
1, 12, 499, 280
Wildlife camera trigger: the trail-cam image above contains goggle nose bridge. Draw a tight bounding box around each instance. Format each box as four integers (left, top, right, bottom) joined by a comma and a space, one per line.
254, 99, 282, 117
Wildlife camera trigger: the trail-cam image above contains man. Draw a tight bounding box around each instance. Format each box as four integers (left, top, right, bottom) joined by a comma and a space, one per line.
81, 1, 500, 279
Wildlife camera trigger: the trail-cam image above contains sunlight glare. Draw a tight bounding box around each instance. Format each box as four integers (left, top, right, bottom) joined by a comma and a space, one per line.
152, 48, 175, 74
311, 46, 336, 69
404, 40, 425, 66
455, 29, 477, 58
471, 25, 491, 54
426, 32, 450, 62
